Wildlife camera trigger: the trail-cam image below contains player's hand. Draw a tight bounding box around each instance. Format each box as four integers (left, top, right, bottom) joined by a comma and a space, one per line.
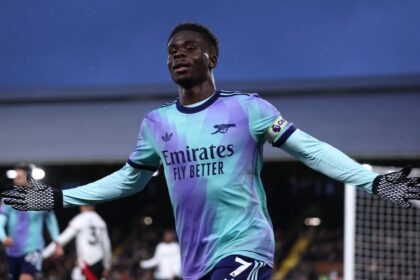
2, 236, 13, 247
372, 166, 420, 208
54, 242, 64, 257
1, 178, 63, 211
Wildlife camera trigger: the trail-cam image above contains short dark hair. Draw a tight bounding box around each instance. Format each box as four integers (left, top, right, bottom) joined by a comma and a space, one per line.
168, 22, 219, 58
15, 162, 34, 176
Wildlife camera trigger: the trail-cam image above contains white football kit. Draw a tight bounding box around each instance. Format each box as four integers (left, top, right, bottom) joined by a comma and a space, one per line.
43, 211, 112, 277
140, 241, 182, 279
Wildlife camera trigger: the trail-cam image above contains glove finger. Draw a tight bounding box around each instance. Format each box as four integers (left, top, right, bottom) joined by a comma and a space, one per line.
384, 166, 411, 183
3, 198, 26, 205
27, 177, 48, 190
406, 185, 420, 193
12, 186, 28, 192
12, 204, 29, 211
1, 190, 26, 200
399, 166, 412, 178
405, 192, 420, 200
28, 177, 41, 188
398, 200, 412, 209
4, 185, 28, 193
405, 177, 420, 185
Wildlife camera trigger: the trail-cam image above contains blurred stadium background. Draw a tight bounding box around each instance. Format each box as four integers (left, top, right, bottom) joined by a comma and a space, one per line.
1, 1, 419, 279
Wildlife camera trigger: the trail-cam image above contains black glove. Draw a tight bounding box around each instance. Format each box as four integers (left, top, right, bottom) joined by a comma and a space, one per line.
372, 166, 420, 209
1, 178, 63, 211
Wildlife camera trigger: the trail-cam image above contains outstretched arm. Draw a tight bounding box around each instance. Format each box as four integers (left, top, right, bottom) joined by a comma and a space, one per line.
247, 94, 420, 208
1, 115, 161, 211
140, 244, 161, 268
281, 129, 420, 208
42, 225, 77, 259
1, 163, 156, 211
62, 163, 155, 207
281, 129, 377, 192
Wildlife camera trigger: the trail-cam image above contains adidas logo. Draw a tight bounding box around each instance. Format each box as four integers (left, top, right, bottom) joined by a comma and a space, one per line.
162, 132, 173, 142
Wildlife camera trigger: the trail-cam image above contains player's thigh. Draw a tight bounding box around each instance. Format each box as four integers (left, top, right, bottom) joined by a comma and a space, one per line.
206, 255, 272, 280
19, 273, 34, 280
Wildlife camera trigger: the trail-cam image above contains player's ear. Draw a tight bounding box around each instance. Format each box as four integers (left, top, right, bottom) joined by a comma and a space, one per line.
209, 55, 218, 69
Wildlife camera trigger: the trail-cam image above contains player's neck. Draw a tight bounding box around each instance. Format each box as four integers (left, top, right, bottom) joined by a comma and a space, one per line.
178, 80, 216, 106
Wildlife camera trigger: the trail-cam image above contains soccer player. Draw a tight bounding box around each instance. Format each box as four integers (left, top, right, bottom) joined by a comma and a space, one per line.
140, 229, 182, 280
2, 23, 420, 280
42, 205, 112, 280
0, 163, 62, 280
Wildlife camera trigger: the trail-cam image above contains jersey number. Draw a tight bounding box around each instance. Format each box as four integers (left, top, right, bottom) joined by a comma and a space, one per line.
88, 226, 99, 245
229, 257, 252, 277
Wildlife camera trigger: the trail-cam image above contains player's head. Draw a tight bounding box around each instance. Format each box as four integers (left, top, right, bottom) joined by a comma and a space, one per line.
163, 229, 177, 243
14, 163, 34, 188
80, 205, 95, 212
167, 23, 219, 88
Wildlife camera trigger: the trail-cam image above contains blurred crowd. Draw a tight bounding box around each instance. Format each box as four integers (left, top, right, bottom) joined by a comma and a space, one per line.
283, 229, 343, 280
1, 224, 344, 279
0, 216, 344, 280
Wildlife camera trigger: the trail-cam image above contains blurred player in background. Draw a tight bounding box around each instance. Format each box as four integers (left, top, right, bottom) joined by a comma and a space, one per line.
140, 229, 181, 280
0, 163, 62, 280
3, 23, 420, 280
43, 205, 112, 280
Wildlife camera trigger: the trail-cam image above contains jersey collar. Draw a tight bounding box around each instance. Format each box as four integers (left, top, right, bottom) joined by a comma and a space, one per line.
176, 90, 220, 114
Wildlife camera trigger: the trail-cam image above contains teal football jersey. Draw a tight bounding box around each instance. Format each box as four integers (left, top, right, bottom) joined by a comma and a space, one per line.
128, 90, 295, 279
0, 203, 59, 256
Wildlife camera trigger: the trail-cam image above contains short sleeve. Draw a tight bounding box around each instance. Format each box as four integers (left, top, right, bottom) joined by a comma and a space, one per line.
128, 116, 161, 171
248, 94, 296, 147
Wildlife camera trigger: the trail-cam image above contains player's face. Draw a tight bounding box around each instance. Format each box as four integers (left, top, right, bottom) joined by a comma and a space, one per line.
167, 30, 215, 88
163, 231, 175, 242
14, 169, 28, 187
